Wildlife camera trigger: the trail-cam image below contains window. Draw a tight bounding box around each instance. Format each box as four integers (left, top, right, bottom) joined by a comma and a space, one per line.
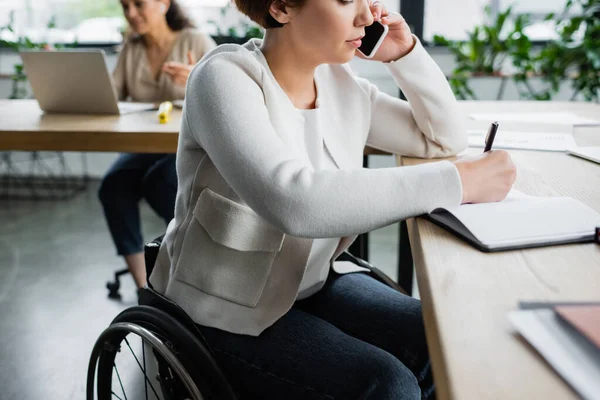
1, 0, 125, 44
0, 0, 235, 45
423, 0, 570, 42
1, 0, 402, 46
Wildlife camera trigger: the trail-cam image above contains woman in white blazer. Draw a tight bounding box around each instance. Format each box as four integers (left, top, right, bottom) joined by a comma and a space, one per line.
149, 0, 517, 398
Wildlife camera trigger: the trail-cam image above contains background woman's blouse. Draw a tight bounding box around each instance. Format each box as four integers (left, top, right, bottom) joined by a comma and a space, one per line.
112, 28, 216, 102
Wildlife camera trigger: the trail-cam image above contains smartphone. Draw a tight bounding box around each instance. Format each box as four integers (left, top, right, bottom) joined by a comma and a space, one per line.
358, 21, 389, 58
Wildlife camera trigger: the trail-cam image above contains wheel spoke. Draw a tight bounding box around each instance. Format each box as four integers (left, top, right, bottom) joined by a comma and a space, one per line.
124, 337, 161, 399
113, 364, 128, 400
143, 337, 149, 400
110, 391, 124, 400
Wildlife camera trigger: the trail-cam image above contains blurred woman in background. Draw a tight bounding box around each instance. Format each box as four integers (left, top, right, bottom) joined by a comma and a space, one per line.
99, 0, 216, 290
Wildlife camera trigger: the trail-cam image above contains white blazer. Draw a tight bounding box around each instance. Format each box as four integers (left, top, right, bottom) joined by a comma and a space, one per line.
150, 38, 466, 336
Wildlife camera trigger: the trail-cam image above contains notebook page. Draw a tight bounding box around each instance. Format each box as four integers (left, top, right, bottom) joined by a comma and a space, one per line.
445, 191, 600, 247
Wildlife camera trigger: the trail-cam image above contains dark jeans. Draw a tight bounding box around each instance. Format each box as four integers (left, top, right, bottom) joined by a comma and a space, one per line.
197, 271, 435, 400
98, 153, 177, 256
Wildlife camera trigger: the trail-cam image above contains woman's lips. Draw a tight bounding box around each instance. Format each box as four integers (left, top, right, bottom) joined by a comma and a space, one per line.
347, 38, 362, 48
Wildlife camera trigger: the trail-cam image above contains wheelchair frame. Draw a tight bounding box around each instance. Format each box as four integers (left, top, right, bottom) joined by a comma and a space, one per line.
88, 235, 406, 400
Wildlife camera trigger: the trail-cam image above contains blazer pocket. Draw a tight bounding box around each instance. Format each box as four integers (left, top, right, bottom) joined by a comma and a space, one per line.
174, 188, 284, 307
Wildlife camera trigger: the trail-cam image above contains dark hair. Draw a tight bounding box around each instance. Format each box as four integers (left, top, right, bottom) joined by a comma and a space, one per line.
165, 0, 195, 31
233, 0, 305, 29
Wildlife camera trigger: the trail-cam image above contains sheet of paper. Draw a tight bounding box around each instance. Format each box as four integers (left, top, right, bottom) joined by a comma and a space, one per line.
469, 112, 600, 126
467, 130, 577, 152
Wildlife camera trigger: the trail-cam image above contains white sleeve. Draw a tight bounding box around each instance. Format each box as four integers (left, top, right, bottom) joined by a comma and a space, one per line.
184, 53, 463, 238
356, 37, 468, 158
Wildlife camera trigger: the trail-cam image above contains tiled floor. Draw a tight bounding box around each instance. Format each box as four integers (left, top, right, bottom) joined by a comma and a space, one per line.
0, 176, 410, 399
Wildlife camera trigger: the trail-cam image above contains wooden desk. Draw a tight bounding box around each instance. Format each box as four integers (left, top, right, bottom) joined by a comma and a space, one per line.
0, 100, 181, 153
399, 101, 600, 400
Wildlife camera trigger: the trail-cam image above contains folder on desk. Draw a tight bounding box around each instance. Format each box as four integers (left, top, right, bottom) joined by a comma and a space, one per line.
568, 146, 600, 165
509, 302, 600, 400
422, 190, 600, 252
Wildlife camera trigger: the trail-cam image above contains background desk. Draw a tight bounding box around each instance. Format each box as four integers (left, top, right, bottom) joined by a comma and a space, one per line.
399, 101, 600, 400
0, 100, 181, 153
0, 99, 381, 258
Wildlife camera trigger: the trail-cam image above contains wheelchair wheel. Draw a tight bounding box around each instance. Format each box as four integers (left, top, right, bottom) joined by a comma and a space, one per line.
87, 306, 237, 400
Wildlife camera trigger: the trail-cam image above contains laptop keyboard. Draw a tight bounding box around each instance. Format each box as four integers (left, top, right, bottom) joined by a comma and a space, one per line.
117, 102, 156, 114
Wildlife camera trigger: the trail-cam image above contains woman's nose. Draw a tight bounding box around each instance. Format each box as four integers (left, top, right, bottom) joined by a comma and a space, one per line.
355, 0, 375, 27
124, 6, 139, 19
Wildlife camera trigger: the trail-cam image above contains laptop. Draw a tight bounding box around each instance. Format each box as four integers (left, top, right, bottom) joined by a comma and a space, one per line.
20, 50, 155, 115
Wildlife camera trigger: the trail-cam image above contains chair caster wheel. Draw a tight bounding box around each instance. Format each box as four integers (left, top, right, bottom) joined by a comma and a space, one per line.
107, 268, 130, 300
106, 281, 122, 300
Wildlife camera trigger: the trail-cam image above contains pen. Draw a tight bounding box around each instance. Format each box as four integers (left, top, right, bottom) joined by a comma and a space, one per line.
483, 121, 499, 152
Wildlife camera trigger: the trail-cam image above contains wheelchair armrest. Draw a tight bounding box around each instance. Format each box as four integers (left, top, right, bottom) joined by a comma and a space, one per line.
338, 251, 409, 296
144, 234, 165, 285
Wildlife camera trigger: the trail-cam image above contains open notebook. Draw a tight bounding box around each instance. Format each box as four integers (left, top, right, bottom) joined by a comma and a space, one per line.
423, 190, 600, 252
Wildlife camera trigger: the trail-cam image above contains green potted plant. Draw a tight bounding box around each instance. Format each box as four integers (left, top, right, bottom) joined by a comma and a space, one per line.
536, 0, 600, 102
207, 2, 264, 45
432, 6, 536, 100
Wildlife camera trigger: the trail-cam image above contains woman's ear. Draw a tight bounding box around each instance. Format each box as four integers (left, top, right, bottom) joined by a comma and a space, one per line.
160, 0, 171, 13
268, 0, 294, 25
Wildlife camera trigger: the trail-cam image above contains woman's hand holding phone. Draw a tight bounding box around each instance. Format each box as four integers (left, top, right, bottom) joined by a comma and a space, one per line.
356, 1, 416, 63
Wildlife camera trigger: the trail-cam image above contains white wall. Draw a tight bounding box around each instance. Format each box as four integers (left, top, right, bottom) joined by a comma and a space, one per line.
0, 46, 579, 178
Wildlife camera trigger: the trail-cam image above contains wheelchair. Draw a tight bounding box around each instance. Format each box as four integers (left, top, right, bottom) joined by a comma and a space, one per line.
87, 236, 408, 400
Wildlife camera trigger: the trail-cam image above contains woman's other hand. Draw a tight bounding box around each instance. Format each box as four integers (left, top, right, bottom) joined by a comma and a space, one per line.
357, 1, 416, 63
453, 150, 517, 204
162, 51, 195, 86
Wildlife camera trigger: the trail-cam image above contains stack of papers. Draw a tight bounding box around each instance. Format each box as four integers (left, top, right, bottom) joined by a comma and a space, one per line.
467, 130, 577, 152
509, 302, 600, 400
469, 112, 600, 126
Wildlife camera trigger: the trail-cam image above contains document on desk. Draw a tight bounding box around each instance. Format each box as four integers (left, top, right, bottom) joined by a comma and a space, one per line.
423, 190, 600, 252
568, 146, 600, 165
509, 304, 600, 400
467, 130, 577, 152
469, 112, 600, 126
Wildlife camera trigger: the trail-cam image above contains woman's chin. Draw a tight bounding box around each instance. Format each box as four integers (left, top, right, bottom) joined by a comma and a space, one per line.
339, 50, 357, 64
130, 25, 146, 35
323, 48, 356, 65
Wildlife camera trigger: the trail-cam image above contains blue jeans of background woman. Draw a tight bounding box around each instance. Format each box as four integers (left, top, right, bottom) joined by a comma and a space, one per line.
197, 270, 435, 400
98, 153, 177, 256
